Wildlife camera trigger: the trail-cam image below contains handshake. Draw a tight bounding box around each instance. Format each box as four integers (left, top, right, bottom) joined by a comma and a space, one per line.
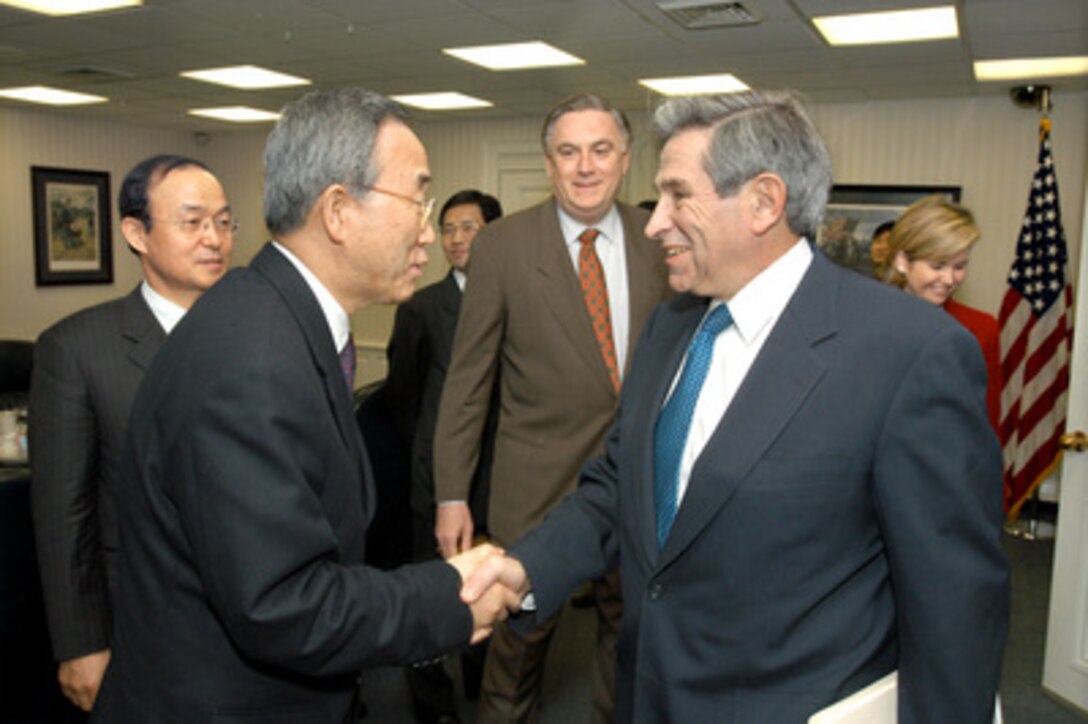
447, 543, 531, 644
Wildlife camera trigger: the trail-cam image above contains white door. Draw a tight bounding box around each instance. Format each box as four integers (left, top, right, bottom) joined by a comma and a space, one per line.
1043, 183, 1088, 713
483, 142, 550, 214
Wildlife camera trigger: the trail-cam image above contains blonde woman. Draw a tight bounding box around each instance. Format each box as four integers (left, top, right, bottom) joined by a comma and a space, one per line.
884, 195, 1001, 433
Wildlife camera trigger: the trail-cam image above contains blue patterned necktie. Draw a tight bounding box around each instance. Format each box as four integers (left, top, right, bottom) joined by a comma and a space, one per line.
654, 304, 733, 548
339, 332, 356, 396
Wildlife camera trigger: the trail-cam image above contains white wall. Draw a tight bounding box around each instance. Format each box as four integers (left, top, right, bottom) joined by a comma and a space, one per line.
2, 91, 1086, 362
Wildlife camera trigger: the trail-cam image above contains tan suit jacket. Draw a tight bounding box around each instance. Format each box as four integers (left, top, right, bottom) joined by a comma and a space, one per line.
434, 198, 669, 544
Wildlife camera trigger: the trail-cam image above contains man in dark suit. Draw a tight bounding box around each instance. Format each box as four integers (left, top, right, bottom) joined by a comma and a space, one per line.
464, 91, 1009, 722
30, 154, 234, 715
386, 189, 503, 722
434, 95, 670, 722
91, 88, 515, 723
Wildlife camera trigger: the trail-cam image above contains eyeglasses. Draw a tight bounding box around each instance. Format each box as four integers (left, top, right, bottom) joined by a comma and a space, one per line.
441, 220, 482, 237
359, 184, 436, 230
151, 213, 238, 237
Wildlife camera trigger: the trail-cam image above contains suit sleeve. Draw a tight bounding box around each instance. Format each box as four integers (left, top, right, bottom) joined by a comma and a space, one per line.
172, 355, 472, 675
433, 233, 505, 503
509, 303, 669, 622
981, 318, 1002, 436
873, 324, 1009, 723
29, 328, 111, 660
385, 301, 426, 443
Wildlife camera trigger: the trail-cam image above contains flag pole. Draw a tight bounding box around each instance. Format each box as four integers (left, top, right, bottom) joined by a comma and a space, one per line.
1000, 84, 1072, 540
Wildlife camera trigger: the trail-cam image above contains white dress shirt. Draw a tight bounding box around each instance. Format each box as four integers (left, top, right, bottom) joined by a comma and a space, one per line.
558, 205, 631, 375
272, 241, 352, 354
141, 281, 186, 334
673, 240, 813, 503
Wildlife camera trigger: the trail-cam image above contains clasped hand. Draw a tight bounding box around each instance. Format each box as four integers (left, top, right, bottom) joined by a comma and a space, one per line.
446, 543, 530, 644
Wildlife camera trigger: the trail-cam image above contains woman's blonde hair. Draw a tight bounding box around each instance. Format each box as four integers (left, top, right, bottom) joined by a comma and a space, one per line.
882, 195, 979, 288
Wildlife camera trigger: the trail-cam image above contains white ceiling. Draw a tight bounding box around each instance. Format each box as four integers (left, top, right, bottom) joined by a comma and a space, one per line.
0, 0, 1084, 131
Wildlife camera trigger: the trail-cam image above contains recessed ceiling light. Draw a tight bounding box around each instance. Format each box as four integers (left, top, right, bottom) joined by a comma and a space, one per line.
974, 56, 1088, 81
443, 41, 583, 71
0, 85, 106, 105
639, 73, 750, 96
813, 5, 958, 46
0, 0, 140, 15
188, 106, 281, 123
180, 65, 310, 90
392, 92, 493, 110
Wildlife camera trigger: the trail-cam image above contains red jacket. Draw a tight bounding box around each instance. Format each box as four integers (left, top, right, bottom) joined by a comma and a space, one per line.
945, 298, 1002, 435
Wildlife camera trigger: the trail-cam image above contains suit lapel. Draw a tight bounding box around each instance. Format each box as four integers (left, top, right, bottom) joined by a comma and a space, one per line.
656, 252, 839, 567
634, 297, 708, 566
251, 244, 372, 509
120, 286, 166, 371
618, 203, 668, 377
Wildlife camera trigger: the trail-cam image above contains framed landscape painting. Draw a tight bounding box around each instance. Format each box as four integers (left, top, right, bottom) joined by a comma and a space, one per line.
32, 166, 113, 285
816, 184, 961, 277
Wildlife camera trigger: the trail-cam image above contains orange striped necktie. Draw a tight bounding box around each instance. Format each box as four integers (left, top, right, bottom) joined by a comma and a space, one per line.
578, 229, 620, 392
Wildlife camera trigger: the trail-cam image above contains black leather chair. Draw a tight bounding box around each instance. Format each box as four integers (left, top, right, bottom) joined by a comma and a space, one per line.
0, 339, 34, 409
354, 380, 414, 571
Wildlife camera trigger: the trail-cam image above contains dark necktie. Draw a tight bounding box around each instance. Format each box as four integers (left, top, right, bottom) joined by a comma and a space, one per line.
339, 332, 356, 396
578, 229, 620, 392
653, 305, 733, 548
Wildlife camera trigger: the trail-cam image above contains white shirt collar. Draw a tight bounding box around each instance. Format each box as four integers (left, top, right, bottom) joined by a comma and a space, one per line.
452, 268, 466, 291
724, 239, 813, 344
271, 241, 352, 352
140, 281, 186, 334
557, 203, 622, 250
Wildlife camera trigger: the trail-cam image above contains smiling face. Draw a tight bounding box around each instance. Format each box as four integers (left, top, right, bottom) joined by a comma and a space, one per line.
345, 120, 436, 305
544, 109, 631, 226
440, 202, 485, 271
123, 165, 232, 309
897, 248, 971, 306
644, 127, 761, 300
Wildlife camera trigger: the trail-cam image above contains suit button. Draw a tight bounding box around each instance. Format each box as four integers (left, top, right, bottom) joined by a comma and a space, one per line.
648, 583, 663, 600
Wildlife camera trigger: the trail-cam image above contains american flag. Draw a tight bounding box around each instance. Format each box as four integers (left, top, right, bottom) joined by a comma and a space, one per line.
998, 118, 1073, 521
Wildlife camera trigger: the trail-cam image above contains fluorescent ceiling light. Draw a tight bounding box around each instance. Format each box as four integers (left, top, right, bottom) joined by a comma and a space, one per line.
639, 73, 749, 96
974, 56, 1088, 81
188, 106, 281, 123
180, 65, 311, 90
0, 85, 106, 105
444, 41, 583, 70
814, 5, 958, 46
0, 0, 140, 15
392, 92, 493, 110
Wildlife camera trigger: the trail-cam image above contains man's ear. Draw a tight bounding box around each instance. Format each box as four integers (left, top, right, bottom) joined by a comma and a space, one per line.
319, 184, 354, 246
121, 216, 149, 256
749, 173, 787, 236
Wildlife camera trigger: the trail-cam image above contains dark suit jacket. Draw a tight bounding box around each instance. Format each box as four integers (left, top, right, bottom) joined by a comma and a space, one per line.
29, 286, 165, 661
386, 271, 496, 551
513, 249, 1010, 723
93, 244, 471, 723
434, 199, 670, 544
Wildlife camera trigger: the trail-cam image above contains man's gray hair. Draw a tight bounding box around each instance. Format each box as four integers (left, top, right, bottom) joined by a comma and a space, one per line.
264, 87, 410, 236
540, 93, 632, 154
652, 91, 832, 240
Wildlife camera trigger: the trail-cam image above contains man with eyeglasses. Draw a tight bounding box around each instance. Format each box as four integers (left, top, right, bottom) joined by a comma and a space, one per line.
30, 154, 234, 718
385, 189, 503, 723
433, 94, 670, 723
91, 89, 517, 723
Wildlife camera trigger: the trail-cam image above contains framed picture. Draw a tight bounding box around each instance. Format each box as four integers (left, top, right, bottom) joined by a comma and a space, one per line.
32, 166, 113, 286
817, 184, 961, 277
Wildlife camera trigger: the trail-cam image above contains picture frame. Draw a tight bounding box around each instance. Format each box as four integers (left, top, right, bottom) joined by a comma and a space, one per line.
32, 166, 113, 286
817, 184, 961, 277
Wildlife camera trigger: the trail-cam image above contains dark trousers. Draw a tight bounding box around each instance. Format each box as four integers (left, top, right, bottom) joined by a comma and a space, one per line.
476, 572, 621, 724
